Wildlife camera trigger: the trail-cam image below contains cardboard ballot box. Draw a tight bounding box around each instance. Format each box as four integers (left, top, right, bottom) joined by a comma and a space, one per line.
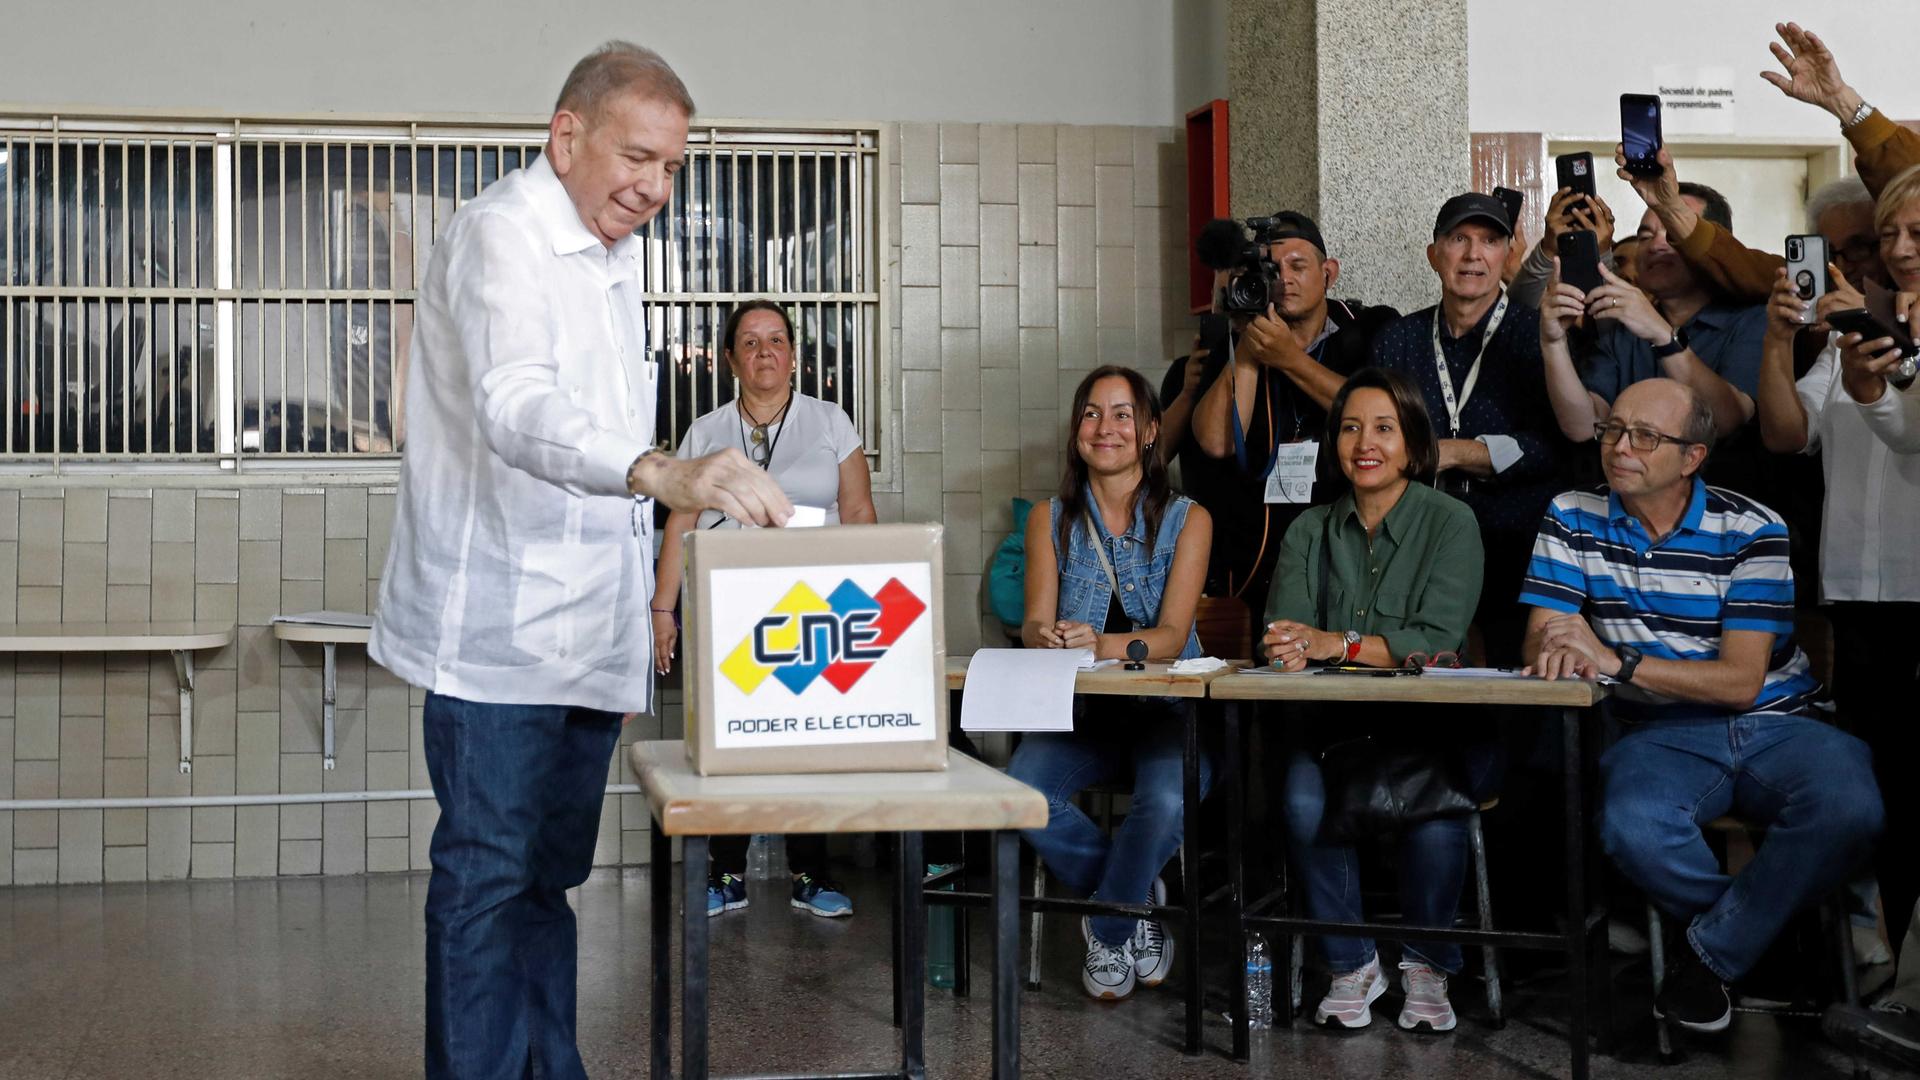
681, 523, 948, 776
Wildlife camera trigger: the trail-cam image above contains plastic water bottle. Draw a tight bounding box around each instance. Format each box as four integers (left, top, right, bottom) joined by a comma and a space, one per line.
746, 834, 771, 880
1245, 933, 1274, 1030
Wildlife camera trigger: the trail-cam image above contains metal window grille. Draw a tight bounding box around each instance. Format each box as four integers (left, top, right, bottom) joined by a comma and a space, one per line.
0, 113, 884, 472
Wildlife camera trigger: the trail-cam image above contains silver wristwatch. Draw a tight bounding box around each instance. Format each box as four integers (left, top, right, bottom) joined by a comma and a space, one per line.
1843, 99, 1874, 130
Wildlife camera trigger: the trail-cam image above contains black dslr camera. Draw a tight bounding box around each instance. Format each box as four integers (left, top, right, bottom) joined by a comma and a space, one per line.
1196, 215, 1288, 316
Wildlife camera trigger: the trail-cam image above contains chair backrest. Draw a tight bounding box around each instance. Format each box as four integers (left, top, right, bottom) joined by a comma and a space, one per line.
1194, 594, 1252, 660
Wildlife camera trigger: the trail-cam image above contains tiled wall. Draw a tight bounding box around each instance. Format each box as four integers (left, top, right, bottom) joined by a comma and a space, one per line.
0, 120, 1190, 886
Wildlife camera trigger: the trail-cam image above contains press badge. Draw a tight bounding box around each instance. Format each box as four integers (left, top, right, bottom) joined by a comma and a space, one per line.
1264, 441, 1319, 504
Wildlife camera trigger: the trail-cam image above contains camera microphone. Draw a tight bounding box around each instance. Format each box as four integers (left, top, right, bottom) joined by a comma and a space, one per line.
1195, 218, 1246, 271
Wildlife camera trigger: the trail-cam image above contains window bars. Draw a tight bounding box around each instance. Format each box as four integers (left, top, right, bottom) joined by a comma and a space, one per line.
0, 115, 883, 472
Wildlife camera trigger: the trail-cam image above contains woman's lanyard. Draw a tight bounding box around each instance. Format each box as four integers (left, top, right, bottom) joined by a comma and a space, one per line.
1429, 291, 1509, 437
707, 395, 792, 529
735, 393, 793, 471
1081, 508, 1135, 631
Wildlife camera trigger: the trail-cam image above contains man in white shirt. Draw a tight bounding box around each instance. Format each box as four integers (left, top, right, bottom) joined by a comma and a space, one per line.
369, 42, 790, 1079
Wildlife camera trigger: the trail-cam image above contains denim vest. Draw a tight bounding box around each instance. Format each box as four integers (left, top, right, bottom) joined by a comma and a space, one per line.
1050, 491, 1203, 660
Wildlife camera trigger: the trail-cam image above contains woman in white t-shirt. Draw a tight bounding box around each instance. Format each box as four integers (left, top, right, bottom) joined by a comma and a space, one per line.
651, 299, 876, 917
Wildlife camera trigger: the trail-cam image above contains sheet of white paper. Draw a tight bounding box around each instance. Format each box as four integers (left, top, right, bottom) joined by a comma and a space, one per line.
784, 505, 828, 528
960, 648, 1090, 732
273, 610, 375, 629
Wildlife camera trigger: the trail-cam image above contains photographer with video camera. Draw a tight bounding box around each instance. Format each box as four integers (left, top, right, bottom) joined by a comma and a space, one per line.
1371, 193, 1569, 666
1187, 211, 1398, 624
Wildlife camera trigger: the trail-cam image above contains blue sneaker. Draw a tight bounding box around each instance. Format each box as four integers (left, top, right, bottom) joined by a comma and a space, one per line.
790, 873, 853, 917
707, 872, 748, 916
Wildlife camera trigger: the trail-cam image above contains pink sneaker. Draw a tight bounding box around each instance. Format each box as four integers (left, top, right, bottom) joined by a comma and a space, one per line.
1397, 960, 1457, 1033
1314, 955, 1387, 1028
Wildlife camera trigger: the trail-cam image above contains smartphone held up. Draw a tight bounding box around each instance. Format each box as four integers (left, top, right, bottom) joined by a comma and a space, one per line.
1620, 93, 1664, 178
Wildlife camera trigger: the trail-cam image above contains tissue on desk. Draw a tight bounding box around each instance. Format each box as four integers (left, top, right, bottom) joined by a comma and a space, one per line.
1168, 656, 1227, 674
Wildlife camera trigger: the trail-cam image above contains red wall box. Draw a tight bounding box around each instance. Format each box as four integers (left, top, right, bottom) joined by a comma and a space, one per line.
1186, 99, 1230, 314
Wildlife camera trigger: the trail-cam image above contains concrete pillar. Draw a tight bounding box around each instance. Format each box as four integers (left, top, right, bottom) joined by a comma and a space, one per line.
1227, 0, 1470, 312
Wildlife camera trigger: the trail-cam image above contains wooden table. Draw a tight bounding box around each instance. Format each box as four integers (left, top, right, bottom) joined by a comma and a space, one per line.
0, 621, 235, 773
1210, 671, 1610, 1079
271, 613, 373, 771
629, 740, 1047, 1080
939, 656, 1234, 1056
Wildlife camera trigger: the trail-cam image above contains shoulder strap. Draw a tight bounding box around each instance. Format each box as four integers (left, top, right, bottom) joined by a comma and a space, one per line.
1082, 510, 1135, 631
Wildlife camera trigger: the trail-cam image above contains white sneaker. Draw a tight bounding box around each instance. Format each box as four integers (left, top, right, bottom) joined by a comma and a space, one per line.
1314, 954, 1387, 1028
1082, 934, 1137, 1000
1131, 876, 1174, 987
1397, 960, 1457, 1033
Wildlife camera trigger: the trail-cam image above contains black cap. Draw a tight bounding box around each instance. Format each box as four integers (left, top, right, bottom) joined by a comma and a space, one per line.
1432, 193, 1512, 238
1259, 210, 1326, 255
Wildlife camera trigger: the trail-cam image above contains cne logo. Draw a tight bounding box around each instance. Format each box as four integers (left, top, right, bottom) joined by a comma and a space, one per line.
719, 577, 927, 695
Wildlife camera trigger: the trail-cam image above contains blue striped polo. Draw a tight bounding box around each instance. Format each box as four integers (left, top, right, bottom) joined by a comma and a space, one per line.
1519, 478, 1820, 722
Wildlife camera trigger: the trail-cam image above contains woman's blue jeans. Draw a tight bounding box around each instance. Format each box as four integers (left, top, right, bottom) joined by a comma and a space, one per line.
1282, 742, 1501, 974
421, 692, 622, 1080
1007, 698, 1214, 946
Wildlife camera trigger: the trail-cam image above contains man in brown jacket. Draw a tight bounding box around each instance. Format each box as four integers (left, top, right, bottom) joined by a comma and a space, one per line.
1626, 22, 1918, 303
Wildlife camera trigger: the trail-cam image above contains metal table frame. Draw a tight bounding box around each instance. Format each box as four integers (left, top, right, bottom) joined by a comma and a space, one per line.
1215, 675, 1611, 1080
635, 739, 1038, 1080
932, 666, 1220, 1057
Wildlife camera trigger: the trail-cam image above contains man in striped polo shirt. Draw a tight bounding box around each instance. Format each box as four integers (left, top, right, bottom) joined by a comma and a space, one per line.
1519, 377, 1884, 1035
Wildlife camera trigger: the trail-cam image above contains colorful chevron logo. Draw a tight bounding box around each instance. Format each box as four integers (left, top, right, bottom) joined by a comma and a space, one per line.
718, 577, 928, 696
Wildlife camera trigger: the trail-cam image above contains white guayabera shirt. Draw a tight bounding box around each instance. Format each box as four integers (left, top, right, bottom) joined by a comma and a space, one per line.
371, 152, 659, 714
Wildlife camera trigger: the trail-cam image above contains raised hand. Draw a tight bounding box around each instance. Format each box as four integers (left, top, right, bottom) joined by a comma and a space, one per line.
1760, 22, 1862, 121
1540, 258, 1587, 345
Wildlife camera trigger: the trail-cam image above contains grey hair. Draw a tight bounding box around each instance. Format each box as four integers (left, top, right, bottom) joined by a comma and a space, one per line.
1805, 176, 1872, 232
554, 41, 695, 121
1681, 383, 1716, 452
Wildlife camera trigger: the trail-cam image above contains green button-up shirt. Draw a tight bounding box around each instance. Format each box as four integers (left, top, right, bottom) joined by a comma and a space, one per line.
1263, 480, 1484, 662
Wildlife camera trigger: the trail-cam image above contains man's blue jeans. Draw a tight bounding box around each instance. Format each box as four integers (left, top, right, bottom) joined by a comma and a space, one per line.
1599, 711, 1884, 982
1006, 699, 1214, 946
422, 692, 623, 1080
1281, 742, 1501, 975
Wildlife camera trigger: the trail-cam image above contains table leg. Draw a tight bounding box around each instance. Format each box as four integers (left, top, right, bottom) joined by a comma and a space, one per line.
1226, 701, 1250, 1061
682, 834, 710, 1080
992, 829, 1021, 1080
898, 830, 927, 1080
1562, 707, 1590, 1080
321, 642, 338, 771
651, 826, 672, 1080
1182, 700, 1203, 1056
954, 828, 972, 999
892, 834, 904, 1029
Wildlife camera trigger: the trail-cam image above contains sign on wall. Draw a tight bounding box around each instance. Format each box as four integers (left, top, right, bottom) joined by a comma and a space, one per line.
1654, 66, 1739, 136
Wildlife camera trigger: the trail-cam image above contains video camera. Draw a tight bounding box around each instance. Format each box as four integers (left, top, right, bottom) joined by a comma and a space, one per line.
1195, 214, 1291, 316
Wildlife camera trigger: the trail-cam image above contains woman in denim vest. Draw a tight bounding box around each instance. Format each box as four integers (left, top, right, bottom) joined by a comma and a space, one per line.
1007, 365, 1214, 1002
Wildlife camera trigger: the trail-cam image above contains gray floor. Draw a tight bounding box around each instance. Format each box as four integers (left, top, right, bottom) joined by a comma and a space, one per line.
0, 866, 1910, 1079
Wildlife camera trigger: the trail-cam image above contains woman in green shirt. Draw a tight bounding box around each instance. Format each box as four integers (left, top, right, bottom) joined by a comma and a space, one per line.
1260, 367, 1489, 1034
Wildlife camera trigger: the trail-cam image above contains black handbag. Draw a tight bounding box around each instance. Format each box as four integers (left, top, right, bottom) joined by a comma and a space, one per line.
1314, 736, 1477, 844
1310, 520, 1475, 843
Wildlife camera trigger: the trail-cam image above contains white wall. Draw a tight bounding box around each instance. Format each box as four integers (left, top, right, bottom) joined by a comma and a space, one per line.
0, 0, 1226, 127
1469, 2, 1920, 139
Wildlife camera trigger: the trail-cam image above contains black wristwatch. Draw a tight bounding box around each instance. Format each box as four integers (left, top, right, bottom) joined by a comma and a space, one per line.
1614, 644, 1643, 684
1649, 326, 1690, 360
